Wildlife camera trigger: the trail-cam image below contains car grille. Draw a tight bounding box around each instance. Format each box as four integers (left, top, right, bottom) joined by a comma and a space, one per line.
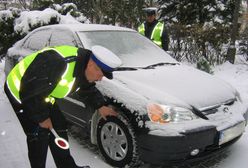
201, 99, 236, 116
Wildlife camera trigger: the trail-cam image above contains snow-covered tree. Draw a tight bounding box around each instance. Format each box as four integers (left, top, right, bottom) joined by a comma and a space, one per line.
32, 0, 54, 10
157, 0, 238, 69
0, 7, 22, 59
58, 0, 146, 28
159, 0, 235, 25
51, 3, 89, 23
0, 2, 89, 59
239, 26, 248, 61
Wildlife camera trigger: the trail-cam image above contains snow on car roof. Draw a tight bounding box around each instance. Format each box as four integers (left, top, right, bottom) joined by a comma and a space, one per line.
36, 23, 136, 32
7, 23, 137, 61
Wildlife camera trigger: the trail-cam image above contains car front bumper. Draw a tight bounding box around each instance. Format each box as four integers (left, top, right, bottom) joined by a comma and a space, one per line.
137, 100, 248, 165
137, 120, 246, 165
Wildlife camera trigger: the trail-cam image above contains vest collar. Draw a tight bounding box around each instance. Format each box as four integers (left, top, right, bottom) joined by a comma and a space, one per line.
73, 48, 91, 78
146, 19, 158, 27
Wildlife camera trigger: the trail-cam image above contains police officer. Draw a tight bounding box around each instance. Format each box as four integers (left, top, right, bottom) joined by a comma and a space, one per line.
138, 7, 169, 51
4, 45, 122, 168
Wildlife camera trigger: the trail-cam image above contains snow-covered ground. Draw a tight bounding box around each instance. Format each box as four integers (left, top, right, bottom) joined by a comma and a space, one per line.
0, 59, 248, 168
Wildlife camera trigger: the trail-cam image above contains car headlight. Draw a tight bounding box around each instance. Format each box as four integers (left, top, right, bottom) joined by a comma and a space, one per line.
147, 103, 197, 124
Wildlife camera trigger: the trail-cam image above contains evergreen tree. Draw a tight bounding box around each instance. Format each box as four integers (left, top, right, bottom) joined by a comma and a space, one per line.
51, 3, 89, 23
0, 8, 22, 59
158, 0, 235, 25
157, 0, 236, 69
53, 0, 146, 28
0, 2, 89, 60
33, 0, 55, 10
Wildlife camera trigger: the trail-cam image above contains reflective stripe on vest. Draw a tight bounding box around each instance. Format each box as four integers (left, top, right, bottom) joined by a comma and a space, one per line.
138, 22, 164, 47
6, 46, 78, 104
48, 46, 77, 99
138, 23, 145, 36
151, 22, 164, 47
6, 52, 38, 103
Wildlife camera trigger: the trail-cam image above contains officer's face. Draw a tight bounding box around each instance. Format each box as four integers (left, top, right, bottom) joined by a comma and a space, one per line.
85, 59, 104, 82
146, 14, 156, 23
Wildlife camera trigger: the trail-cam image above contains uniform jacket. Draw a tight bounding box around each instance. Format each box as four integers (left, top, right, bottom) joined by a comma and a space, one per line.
143, 20, 169, 51
19, 48, 105, 123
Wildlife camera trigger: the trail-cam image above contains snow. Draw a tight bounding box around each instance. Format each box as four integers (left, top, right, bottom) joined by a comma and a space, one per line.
209, 7, 216, 12
114, 65, 237, 109
49, 29, 76, 46
1, 57, 248, 167
0, 6, 89, 37
52, 3, 89, 24
171, 17, 178, 22
52, 4, 62, 11
14, 8, 81, 35
214, 61, 248, 104
62, 3, 77, 10
97, 77, 150, 114
60, 13, 82, 24
0, 9, 13, 21
214, 16, 224, 23
217, 2, 226, 11
7, 39, 33, 60
7, 23, 136, 60
78, 31, 177, 67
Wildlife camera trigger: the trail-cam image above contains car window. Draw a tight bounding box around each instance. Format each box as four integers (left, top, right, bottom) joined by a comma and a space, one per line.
78, 31, 177, 67
23, 29, 52, 51
50, 30, 77, 47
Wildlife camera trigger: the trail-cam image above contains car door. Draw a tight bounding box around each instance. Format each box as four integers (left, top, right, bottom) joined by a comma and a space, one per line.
49, 29, 92, 128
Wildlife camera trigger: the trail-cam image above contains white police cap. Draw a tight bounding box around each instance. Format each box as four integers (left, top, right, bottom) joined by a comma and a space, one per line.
91, 45, 122, 79
143, 7, 158, 15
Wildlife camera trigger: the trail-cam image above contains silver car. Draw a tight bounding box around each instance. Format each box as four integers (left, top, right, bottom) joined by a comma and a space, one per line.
4, 23, 248, 167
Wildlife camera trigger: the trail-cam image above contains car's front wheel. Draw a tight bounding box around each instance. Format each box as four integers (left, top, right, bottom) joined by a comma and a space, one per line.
97, 115, 140, 167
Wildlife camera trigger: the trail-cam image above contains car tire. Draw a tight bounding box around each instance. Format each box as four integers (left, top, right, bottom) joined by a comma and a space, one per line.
97, 114, 140, 168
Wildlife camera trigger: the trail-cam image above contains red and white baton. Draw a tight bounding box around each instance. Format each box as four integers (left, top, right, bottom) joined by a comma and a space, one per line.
50, 128, 69, 150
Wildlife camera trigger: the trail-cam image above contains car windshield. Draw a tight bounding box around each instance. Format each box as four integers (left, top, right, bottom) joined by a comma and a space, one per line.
77, 31, 178, 67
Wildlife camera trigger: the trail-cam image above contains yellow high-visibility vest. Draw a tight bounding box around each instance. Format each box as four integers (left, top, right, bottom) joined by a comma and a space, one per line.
6, 45, 78, 104
138, 22, 164, 47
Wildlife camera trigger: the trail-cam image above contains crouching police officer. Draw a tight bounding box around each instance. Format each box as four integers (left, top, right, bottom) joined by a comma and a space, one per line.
4, 45, 122, 168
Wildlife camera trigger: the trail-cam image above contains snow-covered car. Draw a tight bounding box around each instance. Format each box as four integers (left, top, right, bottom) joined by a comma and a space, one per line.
4, 24, 248, 167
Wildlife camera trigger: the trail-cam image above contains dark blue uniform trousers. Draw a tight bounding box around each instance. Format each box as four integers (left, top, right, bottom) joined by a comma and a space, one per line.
4, 83, 78, 168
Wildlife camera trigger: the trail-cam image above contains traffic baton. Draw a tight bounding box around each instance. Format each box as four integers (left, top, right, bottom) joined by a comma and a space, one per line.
50, 128, 69, 150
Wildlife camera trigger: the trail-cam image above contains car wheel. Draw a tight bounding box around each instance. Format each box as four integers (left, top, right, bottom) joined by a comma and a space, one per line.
97, 115, 140, 167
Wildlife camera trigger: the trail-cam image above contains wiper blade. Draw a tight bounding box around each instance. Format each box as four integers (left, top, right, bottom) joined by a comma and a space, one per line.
115, 67, 138, 71
115, 63, 179, 71
143, 62, 179, 69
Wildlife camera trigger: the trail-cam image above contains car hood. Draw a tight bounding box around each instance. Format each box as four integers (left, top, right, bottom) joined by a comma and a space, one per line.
113, 65, 237, 110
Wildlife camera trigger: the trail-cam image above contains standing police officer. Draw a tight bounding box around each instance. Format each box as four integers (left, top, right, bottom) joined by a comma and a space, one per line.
138, 7, 169, 51
4, 45, 122, 168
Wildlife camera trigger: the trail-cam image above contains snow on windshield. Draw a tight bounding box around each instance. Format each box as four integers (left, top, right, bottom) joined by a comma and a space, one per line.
78, 31, 178, 67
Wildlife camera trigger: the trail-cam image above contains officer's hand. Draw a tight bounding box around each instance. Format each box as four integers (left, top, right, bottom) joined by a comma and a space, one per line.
39, 118, 53, 129
99, 106, 118, 120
